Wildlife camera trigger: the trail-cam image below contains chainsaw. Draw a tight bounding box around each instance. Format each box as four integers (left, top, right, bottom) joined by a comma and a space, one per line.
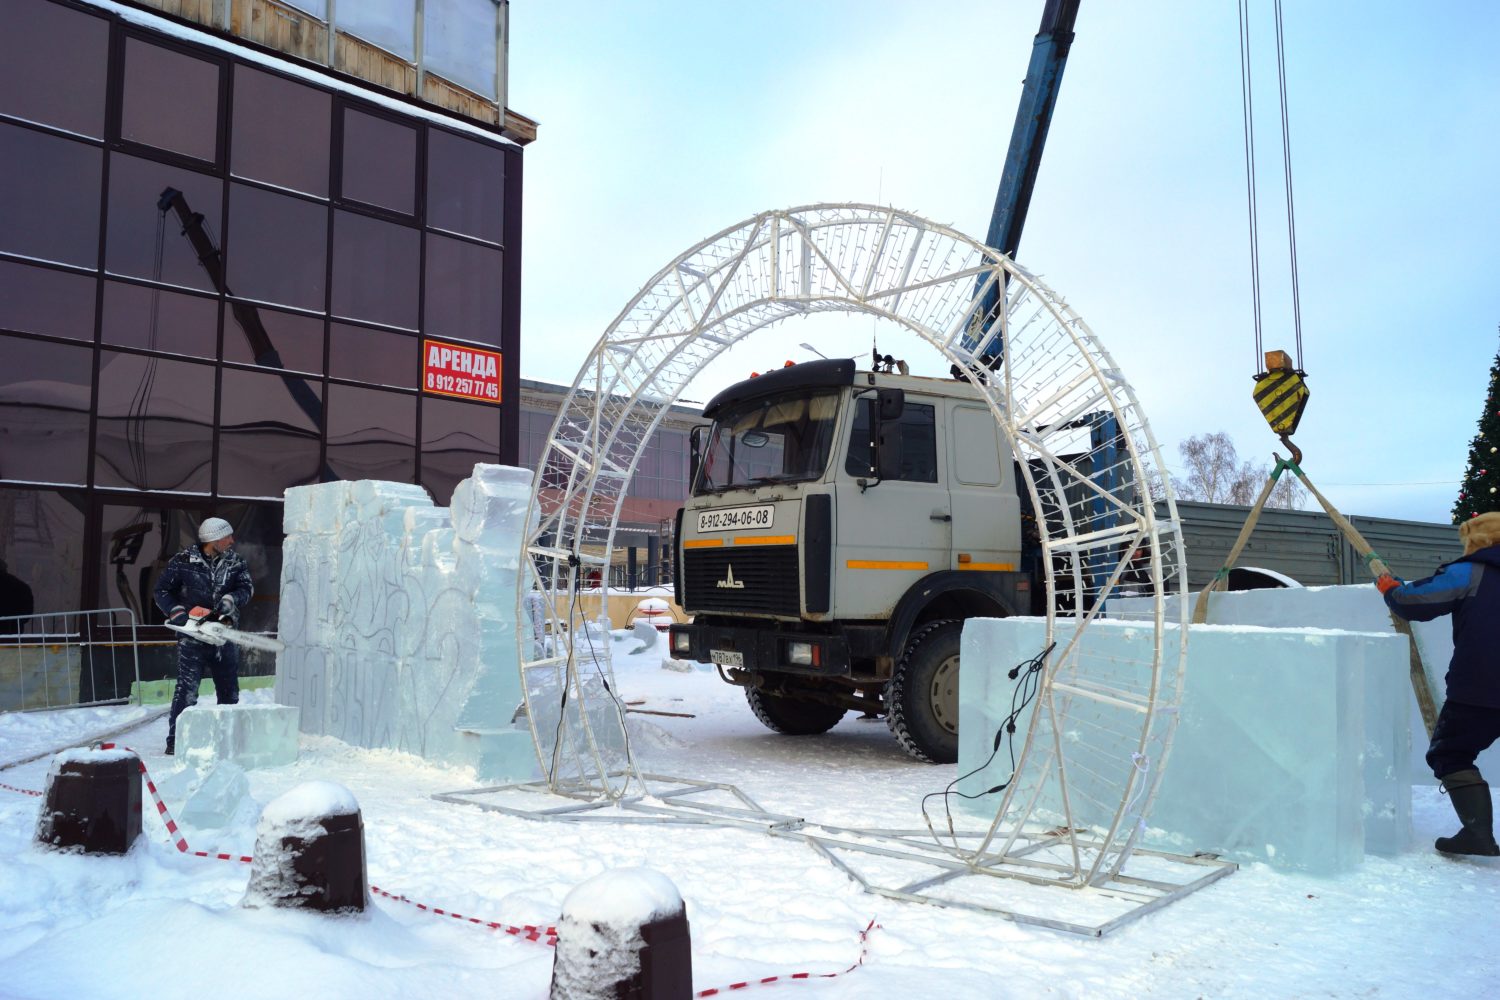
166, 606, 285, 653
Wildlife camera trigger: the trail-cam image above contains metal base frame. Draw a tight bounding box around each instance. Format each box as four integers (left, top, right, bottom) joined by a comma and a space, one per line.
433, 775, 1235, 938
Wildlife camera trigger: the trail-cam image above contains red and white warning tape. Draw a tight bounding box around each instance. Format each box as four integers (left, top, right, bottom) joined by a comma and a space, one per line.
695, 919, 882, 997
369, 885, 558, 945
99, 742, 255, 864
12, 745, 881, 993
0, 780, 43, 797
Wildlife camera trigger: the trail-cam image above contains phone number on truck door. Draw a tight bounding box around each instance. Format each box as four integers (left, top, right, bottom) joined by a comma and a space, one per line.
696, 505, 775, 532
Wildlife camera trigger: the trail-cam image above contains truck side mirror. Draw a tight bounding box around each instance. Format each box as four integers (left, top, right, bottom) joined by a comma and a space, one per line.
876, 387, 905, 421
688, 425, 705, 489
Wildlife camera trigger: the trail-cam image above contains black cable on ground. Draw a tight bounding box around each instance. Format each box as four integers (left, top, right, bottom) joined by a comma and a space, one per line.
922, 641, 1055, 852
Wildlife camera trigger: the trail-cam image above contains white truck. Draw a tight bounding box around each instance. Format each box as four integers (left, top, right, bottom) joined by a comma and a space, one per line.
668, 357, 1057, 763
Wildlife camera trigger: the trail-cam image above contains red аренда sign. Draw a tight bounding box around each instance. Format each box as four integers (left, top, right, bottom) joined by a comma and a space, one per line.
422, 339, 502, 403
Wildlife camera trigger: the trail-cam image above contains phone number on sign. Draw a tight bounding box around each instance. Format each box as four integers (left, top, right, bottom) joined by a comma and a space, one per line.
426, 372, 499, 398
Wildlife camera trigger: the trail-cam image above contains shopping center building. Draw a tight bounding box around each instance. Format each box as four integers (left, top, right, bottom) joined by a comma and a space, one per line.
0, 0, 532, 636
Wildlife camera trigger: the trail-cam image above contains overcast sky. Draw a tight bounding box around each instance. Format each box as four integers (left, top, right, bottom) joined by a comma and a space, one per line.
507, 1, 1500, 524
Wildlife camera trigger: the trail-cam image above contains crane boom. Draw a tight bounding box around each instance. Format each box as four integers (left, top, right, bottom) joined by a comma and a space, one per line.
966, 0, 1080, 368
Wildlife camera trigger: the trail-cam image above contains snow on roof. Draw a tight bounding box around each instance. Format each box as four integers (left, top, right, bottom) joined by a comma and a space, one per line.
77, 0, 519, 149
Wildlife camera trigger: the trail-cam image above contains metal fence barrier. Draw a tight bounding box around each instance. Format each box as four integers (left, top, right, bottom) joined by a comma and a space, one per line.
0, 608, 142, 713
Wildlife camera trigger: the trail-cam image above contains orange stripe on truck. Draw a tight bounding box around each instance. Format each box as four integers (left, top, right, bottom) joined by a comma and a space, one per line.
733, 534, 796, 546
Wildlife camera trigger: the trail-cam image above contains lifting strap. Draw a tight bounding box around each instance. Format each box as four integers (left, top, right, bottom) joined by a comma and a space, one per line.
1192, 454, 1441, 738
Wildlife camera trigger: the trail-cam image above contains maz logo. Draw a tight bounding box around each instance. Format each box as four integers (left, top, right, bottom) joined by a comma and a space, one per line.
716, 565, 745, 589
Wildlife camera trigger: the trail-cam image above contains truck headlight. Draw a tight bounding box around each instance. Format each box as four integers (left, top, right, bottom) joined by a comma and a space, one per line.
788, 641, 814, 666
672, 630, 692, 654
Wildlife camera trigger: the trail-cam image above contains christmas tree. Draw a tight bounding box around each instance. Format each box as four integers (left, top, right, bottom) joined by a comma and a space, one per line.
1453, 330, 1500, 522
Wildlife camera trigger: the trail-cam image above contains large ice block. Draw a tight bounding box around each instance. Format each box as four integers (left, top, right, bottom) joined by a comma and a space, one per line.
1110, 585, 1485, 783
177, 703, 300, 769
178, 762, 254, 830
957, 617, 1411, 874
275, 465, 544, 782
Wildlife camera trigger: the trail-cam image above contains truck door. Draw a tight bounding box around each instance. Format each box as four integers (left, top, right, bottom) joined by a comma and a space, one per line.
836, 395, 950, 618
948, 403, 1022, 571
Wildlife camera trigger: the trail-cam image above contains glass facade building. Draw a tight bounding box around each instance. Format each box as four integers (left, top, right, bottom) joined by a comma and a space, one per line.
0, 0, 525, 639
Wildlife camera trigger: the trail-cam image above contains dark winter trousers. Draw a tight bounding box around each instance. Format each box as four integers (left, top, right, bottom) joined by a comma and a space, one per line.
166, 637, 239, 749
1426, 699, 1500, 780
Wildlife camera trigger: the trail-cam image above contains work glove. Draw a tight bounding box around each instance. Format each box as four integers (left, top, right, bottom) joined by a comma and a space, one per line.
1375, 575, 1401, 595
215, 597, 237, 624
167, 608, 188, 626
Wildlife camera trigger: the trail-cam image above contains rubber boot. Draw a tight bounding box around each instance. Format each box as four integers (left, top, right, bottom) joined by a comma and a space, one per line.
1435, 770, 1500, 857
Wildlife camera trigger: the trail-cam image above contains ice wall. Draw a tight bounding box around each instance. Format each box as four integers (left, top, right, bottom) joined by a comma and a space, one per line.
957, 617, 1412, 874
274, 466, 537, 781
1110, 585, 1493, 783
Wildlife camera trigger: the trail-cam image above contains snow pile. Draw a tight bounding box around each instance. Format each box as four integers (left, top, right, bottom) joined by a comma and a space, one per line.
275, 468, 538, 780
2, 639, 1498, 997
551, 868, 685, 1000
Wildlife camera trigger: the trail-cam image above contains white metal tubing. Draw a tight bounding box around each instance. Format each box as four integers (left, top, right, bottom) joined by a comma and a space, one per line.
515, 205, 1188, 886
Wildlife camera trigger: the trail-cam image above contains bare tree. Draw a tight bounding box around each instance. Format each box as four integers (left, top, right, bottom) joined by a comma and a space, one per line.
1171, 432, 1307, 509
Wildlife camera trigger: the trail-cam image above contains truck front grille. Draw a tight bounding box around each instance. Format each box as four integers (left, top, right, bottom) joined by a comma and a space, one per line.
683, 546, 800, 617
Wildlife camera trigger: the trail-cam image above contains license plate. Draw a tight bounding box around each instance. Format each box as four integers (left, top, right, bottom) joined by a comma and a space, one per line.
697, 505, 774, 532
709, 649, 744, 668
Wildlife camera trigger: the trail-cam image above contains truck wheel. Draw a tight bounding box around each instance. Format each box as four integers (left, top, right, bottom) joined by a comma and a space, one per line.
745, 687, 847, 736
887, 620, 962, 763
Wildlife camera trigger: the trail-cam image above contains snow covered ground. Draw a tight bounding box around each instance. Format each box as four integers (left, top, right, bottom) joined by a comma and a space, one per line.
2, 643, 1498, 999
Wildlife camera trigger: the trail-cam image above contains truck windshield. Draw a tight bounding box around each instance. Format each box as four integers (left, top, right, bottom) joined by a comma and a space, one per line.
694, 391, 840, 495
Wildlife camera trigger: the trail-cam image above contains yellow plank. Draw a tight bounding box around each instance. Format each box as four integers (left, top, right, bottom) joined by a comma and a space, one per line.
682, 539, 723, 549
846, 559, 929, 571
957, 562, 1015, 571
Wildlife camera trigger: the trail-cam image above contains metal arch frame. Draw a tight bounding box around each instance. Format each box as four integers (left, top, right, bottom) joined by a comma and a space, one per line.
513, 203, 1189, 890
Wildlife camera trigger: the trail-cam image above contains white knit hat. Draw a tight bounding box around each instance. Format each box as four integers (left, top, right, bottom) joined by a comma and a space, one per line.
198, 517, 234, 543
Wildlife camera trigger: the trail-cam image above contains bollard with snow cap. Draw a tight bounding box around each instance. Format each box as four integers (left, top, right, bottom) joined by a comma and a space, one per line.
550, 867, 692, 1000
242, 781, 368, 914
33, 747, 142, 855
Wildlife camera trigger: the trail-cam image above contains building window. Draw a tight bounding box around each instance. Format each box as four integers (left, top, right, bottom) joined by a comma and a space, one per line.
105, 153, 223, 293
331, 210, 420, 329
0, 0, 111, 139
0, 486, 86, 623
223, 306, 325, 375
227, 183, 328, 312
0, 335, 93, 487
94, 350, 215, 493
231, 66, 331, 198
340, 109, 416, 216
0, 124, 102, 269
329, 323, 419, 389
421, 395, 502, 505
219, 367, 323, 498
101, 281, 218, 360
119, 37, 222, 164
326, 384, 416, 483
631, 428, 689, 501
427, 128, 504, 244
423, 233, 503, 346
0, 260, 96, 343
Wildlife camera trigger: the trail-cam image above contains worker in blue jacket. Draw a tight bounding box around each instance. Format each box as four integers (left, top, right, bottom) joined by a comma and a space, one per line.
1379, 510, 1500, 857
152, 517, 254, 755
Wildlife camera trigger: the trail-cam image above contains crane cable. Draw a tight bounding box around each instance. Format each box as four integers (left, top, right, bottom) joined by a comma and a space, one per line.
1236, 0, 1305, 373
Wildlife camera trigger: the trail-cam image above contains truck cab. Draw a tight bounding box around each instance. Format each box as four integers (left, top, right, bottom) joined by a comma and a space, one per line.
668, 358, 1035, 762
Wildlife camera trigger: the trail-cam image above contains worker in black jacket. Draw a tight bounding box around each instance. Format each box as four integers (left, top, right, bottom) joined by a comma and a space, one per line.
1379, 510, 1500, 857
152, 517, 254, 755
